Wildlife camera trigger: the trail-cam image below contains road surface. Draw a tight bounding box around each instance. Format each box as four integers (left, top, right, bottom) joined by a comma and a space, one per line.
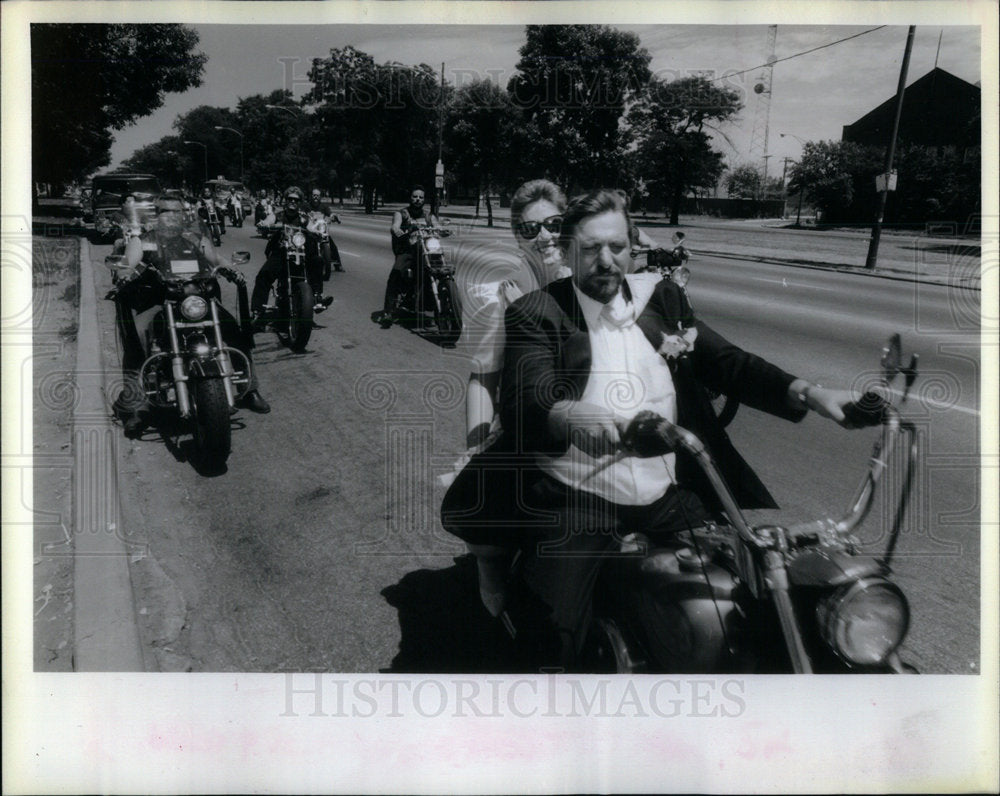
89, 210, 982, 673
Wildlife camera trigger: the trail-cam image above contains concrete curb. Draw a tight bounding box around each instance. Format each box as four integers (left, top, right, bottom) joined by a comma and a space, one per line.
71, 236, 144, 671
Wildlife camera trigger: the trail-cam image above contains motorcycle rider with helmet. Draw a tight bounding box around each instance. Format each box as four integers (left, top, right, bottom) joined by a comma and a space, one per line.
250, 186, 334, 326
374, 185, 440, 328
111, 195, 270, 437
309, 188, 344, 273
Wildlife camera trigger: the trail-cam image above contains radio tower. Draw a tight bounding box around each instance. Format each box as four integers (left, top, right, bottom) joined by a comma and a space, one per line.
748, 25, 778, 193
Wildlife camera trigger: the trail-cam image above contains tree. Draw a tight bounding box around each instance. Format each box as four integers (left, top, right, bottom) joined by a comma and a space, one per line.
171, 105, 242, 185
630, 75, 741, 224
120, 135, 187, 187
444, 79, 517, 227
506, 25, 652, 192
31, 23, 206, 189
787, 140, 882, 224
725, 164, 763, 198
303, 47, 445, 205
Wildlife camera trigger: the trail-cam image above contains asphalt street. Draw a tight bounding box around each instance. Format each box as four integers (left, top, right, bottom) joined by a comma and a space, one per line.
89, 210, 982, 673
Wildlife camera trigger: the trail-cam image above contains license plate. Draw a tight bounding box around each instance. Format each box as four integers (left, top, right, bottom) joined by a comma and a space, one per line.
170, 259, 199, 274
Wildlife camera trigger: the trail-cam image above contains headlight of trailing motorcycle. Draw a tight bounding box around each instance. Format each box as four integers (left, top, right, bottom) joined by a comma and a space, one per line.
315, 220, 327, 235
179, 295, 209, 321
291, 230, 307, 248
816, 578, 910, 667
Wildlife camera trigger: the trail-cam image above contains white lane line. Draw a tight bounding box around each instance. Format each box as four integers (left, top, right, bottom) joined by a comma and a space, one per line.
338, 250, 361, 257
886, 386, 980, 417
748, 276, 840, 292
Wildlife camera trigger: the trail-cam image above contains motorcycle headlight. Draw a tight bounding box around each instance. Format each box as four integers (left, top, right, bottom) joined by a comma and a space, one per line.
291, 231, 307, 248
425, 237, 442, 253
817, 578, 910, 667
315, 220, 327, 235
179, 295, 209, 321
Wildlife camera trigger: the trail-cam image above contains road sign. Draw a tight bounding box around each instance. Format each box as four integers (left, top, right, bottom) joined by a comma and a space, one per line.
875, 170, 898, 192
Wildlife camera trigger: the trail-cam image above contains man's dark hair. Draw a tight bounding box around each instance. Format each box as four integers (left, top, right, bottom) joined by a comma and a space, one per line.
410, 185, 425, 195
558, 189, 631, 252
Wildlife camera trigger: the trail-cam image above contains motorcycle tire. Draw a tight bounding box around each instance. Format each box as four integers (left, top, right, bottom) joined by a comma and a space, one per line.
434, 278, 461, 342
287, 280, 314, 352
320, 242, 332, 280
192, 378, 232, 464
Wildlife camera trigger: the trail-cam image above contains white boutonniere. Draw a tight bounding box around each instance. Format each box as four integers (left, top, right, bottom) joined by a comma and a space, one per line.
658, 326, 698, 360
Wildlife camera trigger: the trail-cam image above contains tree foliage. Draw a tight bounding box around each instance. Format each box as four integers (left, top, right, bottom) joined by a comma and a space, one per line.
444, 79, 517, 225
32, 23, 206, 188
303, 47, 446, 207
630, 76, 741, 224
507, 25, 651, 192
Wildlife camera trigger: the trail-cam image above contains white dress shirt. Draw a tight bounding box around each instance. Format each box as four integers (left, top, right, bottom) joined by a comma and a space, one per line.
539, 274, 678, 505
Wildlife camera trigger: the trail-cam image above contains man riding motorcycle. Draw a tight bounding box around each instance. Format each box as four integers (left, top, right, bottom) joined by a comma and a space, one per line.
111, 196, 270, 437
375, 185, 440, 328
250, 186, 334, 325
197, 186, 226, 235
308, 188, 344, 273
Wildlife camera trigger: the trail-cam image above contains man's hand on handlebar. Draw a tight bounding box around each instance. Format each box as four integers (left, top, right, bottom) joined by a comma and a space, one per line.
789, 380, 881, 429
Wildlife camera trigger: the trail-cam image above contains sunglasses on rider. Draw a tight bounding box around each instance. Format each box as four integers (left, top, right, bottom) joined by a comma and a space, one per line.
284, 196, 301, 205
516, 215, 563, 240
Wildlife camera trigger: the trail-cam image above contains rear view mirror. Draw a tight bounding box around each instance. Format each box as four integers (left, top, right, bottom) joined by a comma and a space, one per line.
231, 251, 251, 265
880, 333, 902, 386
440, 217, 452, 226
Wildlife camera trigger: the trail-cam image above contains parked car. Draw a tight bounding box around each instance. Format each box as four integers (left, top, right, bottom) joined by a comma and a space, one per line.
90, 172, 161, 241
204, 178, 252, 216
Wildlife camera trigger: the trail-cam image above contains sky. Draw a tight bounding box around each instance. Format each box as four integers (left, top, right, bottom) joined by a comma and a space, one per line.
102, 21, 980, 175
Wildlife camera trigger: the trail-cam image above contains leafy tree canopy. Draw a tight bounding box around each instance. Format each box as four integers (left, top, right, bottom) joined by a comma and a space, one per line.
32, 23, 206, 187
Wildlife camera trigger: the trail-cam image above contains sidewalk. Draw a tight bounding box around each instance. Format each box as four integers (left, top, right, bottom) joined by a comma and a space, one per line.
344, 202, 979, 289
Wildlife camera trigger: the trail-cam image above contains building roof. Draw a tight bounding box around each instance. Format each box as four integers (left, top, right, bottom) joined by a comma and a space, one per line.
841, 67, 979, 148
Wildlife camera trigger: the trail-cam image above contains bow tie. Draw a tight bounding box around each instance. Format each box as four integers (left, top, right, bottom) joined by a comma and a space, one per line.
600, 293, 635, 328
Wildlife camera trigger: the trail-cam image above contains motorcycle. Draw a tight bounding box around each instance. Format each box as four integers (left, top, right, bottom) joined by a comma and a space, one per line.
259, 223, 314, 352
227, 194, 244, 228
307, 209, 342, 278
632, 233, 738, 428
104, 246, 256, 467
390, 221, 461, 340
198, 197, 225, 247
580, 335, 920, 674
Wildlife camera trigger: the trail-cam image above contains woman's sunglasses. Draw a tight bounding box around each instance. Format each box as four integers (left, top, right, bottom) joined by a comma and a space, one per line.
516, 215, 563, 240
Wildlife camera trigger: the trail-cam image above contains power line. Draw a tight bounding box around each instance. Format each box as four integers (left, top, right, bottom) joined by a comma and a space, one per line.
711, 26, 887, 82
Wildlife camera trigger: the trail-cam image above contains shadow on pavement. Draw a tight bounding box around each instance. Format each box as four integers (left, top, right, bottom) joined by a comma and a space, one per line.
380, 554, 525, 673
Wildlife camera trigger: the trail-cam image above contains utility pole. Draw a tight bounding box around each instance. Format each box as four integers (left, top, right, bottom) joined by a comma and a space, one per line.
434, 62, 445, 215
865, 26, 916, 271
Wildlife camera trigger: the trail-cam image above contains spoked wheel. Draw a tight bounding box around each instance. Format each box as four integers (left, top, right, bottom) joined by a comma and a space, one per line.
191, 378, 232, 465
286, 280, 314, 352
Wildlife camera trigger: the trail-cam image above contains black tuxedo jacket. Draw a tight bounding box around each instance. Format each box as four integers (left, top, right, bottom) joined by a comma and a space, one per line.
500, 276, 807, 509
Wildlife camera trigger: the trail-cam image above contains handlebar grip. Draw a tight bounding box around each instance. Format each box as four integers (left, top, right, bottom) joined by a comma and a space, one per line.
842, 391, 888, 427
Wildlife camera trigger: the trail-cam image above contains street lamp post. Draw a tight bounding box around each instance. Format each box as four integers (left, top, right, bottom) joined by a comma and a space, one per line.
183, 140, 208, 185
214, 126, 244, 182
